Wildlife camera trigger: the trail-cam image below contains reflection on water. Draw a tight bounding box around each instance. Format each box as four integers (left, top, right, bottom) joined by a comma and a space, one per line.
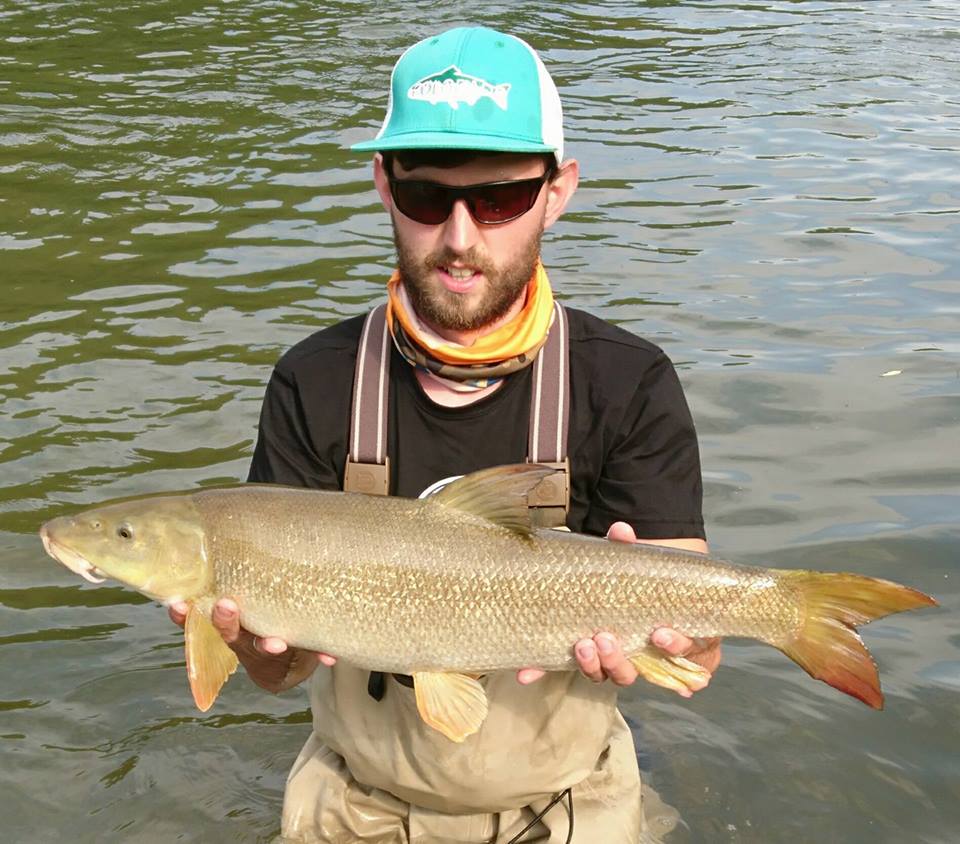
1, 1, 957, 841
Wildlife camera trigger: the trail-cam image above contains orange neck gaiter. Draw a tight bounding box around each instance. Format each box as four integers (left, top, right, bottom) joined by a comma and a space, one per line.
385, 260, 555, 387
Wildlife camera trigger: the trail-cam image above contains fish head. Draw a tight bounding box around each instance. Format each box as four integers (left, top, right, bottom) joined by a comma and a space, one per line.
39, 494, 211, 603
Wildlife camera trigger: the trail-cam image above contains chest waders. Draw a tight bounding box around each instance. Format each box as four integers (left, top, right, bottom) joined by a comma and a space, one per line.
343, 302, 574, 843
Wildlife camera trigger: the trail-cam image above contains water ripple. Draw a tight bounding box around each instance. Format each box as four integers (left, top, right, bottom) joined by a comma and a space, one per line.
2, 2, 958, 842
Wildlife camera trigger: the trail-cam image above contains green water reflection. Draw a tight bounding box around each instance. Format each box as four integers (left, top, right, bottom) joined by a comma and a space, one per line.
2, 1, 958, 842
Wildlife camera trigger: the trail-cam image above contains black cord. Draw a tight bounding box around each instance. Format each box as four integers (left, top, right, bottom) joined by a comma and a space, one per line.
501, 787, 574, 844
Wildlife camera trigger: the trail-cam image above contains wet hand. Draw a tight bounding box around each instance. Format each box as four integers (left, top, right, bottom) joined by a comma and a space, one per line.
649, 627, 722, 678
167, 598, 336, 692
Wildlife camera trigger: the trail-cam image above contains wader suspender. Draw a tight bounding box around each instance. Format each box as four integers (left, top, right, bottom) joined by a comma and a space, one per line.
343, 301, 571, 524
343, 304, 392, 497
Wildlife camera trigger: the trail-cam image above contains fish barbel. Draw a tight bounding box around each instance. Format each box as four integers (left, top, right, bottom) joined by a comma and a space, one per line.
39, 464, 936, 742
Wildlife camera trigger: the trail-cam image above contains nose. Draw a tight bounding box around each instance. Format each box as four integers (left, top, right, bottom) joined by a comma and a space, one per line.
440, 198, 481, 255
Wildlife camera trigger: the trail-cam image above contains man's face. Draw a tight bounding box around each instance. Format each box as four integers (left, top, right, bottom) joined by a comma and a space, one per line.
382, 154, 552, 333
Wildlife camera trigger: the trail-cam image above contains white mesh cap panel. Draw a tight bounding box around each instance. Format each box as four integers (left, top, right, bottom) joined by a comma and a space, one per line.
528, 46, 564, 163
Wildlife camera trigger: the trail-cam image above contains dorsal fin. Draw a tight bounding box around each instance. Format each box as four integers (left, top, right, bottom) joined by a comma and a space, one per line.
429, 464, 557, 535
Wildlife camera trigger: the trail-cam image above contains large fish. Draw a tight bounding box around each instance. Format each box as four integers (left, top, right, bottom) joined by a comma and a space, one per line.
39, 464, 936, 742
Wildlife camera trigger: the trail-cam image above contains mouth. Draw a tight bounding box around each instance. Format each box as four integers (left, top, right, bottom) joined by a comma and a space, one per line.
438, 264, 482, 294
39, 528, 108, 584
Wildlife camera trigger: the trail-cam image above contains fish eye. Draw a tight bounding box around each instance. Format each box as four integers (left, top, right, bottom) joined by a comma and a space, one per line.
116, 524, 134, 540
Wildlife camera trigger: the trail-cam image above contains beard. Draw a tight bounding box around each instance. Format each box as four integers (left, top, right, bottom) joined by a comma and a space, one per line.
393, 223, 543, 332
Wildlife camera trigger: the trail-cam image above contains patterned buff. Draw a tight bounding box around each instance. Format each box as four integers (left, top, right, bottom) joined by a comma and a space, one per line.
386, 261, 555, 391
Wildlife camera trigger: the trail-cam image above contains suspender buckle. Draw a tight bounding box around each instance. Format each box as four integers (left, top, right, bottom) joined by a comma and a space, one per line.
344, 458, 391, 496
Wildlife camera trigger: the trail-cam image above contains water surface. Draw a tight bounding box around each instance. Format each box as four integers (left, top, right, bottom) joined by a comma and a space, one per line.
1, 2, 957, 842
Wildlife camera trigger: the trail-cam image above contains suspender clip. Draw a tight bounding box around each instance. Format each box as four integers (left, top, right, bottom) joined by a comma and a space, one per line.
527, 458, 569, 509
344, 458, 391, 496
527, 458, 569, 528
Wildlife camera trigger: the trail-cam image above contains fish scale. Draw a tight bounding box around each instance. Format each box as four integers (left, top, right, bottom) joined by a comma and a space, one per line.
196, 486, 825, 671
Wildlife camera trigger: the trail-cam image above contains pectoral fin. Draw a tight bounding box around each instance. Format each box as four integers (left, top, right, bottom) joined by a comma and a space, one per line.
629, 646, 710, 696
185, 604, 239, 711
412, 671, 488, 742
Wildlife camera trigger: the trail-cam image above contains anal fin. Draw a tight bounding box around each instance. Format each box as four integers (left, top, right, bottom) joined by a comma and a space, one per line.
629, 646, 710, 698
185, 604, 239, 711
412, 671, 489, 742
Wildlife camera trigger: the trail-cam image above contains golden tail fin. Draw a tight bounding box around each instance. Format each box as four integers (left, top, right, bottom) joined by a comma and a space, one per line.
775, 571, 936, 709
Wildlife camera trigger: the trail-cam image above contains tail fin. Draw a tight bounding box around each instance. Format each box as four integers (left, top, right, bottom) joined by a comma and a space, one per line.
775, 571, 936, 709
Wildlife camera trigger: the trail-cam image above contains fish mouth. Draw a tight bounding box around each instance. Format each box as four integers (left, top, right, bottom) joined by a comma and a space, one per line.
39, 528, 108, 584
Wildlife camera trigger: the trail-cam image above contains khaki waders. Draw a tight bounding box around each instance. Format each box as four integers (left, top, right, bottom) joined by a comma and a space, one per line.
277, 665, 671, 843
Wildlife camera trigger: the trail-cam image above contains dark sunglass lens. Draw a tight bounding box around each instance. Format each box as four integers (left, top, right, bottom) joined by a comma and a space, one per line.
392, 181, 453, 225
469, 179, 540, 224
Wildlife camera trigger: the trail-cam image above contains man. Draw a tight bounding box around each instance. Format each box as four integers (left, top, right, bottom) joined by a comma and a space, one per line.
171, 25, 719, 843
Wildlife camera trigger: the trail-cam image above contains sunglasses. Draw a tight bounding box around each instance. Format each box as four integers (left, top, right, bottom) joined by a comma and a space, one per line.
387, 169, 555, 226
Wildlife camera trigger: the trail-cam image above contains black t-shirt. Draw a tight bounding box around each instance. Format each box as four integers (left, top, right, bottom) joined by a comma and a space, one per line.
247, 306, 705, 540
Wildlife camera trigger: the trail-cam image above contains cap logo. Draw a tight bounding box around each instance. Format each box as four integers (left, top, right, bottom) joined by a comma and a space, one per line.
407, 65, 510, 111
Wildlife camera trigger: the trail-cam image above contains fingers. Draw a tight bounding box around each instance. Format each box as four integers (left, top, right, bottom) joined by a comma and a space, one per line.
575, 633, 638, 686
171, 597, 332, 673
571, 629, 720, 692
575, 638, 602, 680
689, 637, 722, 673
166, 596, 328, 694
605, 521, 638, 544
210, 598, 291, 656
211, 598, 243, 644
169, 599, 284, 655
276, 647, 321, 690
516, 667, 546, 685
650, 627, 691, 656
651, 627, 723, 679
167, 600, 188, 628
257, 636, 289, 655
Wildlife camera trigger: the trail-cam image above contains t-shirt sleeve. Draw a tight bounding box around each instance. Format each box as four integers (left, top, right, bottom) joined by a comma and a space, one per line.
582, 352, 705, 540
247, 366, 342, 490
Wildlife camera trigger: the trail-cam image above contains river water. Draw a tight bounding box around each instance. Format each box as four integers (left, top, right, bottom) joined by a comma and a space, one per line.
1, 1, 957, 842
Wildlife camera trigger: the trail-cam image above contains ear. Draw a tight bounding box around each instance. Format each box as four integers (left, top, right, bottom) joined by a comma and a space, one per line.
372, 153, 393, 213
543, 158, 579, 231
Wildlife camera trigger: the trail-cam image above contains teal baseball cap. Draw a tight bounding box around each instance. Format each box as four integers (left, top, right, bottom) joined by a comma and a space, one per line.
352, 27, 564, 163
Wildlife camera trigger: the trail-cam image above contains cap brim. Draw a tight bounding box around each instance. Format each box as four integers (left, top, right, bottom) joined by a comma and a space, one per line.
351, 131, 557, 155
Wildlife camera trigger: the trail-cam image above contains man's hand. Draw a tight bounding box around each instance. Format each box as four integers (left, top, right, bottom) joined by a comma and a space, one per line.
167, 598, 336, 693
516, 522, 721, 692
